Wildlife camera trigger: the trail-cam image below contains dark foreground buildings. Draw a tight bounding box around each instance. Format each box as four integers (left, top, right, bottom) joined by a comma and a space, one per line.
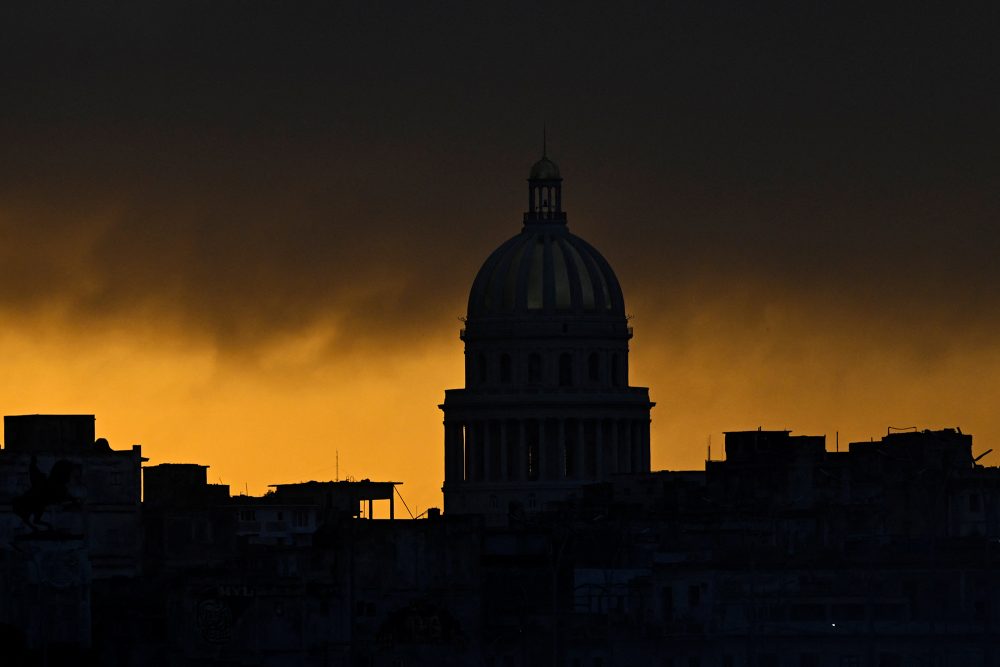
3, 157, 1000, 666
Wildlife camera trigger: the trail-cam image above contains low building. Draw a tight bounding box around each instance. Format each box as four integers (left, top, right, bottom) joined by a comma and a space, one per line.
0, 414, 145, 657
0, 414, 145, 579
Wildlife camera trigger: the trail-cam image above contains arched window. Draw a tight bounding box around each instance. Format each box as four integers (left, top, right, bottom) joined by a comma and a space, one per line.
558, 353, 573, 387
588, 352, 600, 382
528, 353, 542, 384
478, 353, 488, 384
611, 353, 621, 387
500, 353, 512, 383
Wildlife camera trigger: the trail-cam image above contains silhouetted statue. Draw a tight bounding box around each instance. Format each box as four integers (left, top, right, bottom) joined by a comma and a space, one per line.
12, 456, 80, 531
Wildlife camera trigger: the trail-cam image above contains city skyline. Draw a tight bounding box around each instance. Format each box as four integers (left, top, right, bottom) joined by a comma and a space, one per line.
2, 3, 997, 515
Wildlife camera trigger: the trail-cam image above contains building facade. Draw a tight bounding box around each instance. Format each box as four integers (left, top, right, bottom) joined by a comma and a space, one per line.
0, 414, 145, 579
441, 153, 654, 520
0, 414, 145, 656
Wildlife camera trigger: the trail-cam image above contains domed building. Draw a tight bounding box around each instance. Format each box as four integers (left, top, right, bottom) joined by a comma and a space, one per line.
441, 150, 654, 520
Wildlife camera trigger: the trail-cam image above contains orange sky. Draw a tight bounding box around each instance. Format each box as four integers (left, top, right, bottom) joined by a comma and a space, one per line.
2, 278, 998, 517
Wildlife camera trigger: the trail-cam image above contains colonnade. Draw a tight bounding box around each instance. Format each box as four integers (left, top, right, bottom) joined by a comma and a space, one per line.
444, 417, 650, 484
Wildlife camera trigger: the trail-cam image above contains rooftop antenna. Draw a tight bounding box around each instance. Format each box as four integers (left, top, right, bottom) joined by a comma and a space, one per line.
336, 450, 339, 482
542, 122, 547, 158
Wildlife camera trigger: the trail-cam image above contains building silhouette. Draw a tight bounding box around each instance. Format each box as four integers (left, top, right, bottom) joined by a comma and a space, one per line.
2, 153, 1000, 665
442, 150, 654, 521
0, 415, 145, 579
0, 415, 145, 661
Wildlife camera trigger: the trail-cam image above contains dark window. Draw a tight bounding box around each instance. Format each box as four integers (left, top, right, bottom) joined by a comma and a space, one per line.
790, 603, 825, 621
559, 353, 573, 386
527, 423, 540, 480
565, 420, 576, 476
831, 603, 865, 621
500, 354, 512, 383
528, 353, 542, 384
588, 352, 600, 381
660, 586, 673, 621
478, 353, 488, 383
462, 424, 470, 481
872, 603, 905, 621
688, 585, 700, 608
970, 493, 982, 512
800, 654, 819, 667
878, 654, 902, 667
611, 354, 621, 387
506, 420, 519, 480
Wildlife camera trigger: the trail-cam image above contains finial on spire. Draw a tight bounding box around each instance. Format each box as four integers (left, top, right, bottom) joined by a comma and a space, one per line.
542, 123, 547, 158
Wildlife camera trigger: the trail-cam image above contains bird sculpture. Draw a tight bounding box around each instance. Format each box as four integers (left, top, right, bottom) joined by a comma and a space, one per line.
11, 456, 80, 532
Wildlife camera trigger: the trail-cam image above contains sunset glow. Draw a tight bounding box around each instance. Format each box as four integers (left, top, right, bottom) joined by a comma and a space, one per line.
1, 3, 996, 517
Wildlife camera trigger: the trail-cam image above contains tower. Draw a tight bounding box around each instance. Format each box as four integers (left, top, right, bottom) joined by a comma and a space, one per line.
440, 149, 654, 521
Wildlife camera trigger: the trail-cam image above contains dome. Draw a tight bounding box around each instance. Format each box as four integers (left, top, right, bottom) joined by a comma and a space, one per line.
529, 156, 561, 180
467, 225, 625, 319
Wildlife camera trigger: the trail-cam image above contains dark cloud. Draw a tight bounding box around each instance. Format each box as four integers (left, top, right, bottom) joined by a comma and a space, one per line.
0, 2, 997, 362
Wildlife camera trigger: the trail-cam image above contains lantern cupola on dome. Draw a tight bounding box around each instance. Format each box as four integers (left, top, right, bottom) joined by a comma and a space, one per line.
525, 130, 564, 224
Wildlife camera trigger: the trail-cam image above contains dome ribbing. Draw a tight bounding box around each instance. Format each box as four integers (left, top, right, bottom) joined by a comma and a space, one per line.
467, 227, 624, 318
